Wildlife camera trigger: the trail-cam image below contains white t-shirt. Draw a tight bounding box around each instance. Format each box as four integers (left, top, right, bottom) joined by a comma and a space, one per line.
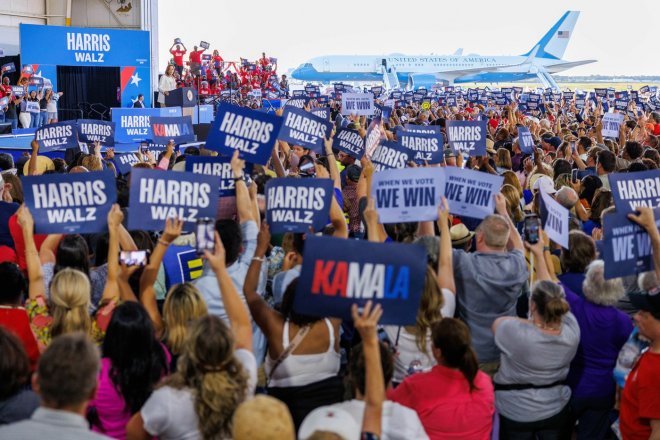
321, 400, 429, 440
140, 349, 257, 440
383, 288, 456, 383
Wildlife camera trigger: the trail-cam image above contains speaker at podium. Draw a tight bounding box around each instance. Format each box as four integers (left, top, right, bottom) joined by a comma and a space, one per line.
165, 87, 197, 108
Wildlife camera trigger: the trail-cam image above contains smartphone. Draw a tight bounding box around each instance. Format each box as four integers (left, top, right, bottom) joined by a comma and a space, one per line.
570, 141, 576, 152
524, 214, 541, 245
196, 218, 215, 255
571, 168, 579, 183
119, 250, 148, 267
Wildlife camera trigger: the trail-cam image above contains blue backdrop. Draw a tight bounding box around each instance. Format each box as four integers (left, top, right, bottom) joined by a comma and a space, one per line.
20, 24, 152, 107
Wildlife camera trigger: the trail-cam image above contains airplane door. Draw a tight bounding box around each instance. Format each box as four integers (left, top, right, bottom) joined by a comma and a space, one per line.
323, 58, 329, 72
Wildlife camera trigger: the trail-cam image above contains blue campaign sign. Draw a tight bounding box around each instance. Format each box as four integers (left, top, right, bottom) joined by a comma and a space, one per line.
373, 104, 392, 120
610, 170, 660, 212
404, 124, 442, 136
602, 210, 660, 279
371, 140, 410, 172
277, 107, 332, 153
1, 62, 15, 74
112, 107, 182, 143
265, 178, 334, 233
442, 167, 503, 219
332, 128, 365, 160
293, 235, 426, 325
446, 120, 487, 157
76, 119, 115, 146
114, 153, 141, 175
150, 116, 195, 144
20, 24, 152, 107
517, 126, 535, 154
399, 131, 444, 164
205, 103, 282, 165
185, 155, 254, 197
22, 171, 117, 234
162, 245, 204, 289
371, 167, 443, 223
310, 107, 331, 120
284, 97, 310, 109
35, 121, 79, 152
128, 168, 219, 230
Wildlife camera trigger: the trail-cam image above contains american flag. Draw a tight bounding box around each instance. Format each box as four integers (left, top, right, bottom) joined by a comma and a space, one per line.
557, 30, 570, 38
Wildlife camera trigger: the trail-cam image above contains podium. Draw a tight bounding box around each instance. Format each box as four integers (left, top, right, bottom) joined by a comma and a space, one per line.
165, 87, 197, 108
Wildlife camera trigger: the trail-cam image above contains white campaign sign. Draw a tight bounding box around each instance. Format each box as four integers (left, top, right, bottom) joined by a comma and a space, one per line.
601, 113, 624, 138
341, 92, 375, 116
541, 190, 569, 249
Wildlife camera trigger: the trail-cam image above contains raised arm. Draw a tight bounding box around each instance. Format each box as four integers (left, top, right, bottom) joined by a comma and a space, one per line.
628, 207, 660, 282
17, 206, 45, 300
243, 222, 281, 335
99, 204, 123, 304
526, 232, 552, 282
139, 217, 183, 337
494, 192, 524, 252
231, 150, 254, 224
437, 197, 456, 294
323, 132, 341, 189
352, 301, 384, 438
28, 139, 39, 176
205, 232, 253, 352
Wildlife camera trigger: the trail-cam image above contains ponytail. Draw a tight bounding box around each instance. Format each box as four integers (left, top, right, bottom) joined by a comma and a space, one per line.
432, 318, 480, 392
531, 280, 570, 326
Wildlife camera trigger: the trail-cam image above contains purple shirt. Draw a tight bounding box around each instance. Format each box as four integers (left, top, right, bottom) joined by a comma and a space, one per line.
564, 287, 633, 398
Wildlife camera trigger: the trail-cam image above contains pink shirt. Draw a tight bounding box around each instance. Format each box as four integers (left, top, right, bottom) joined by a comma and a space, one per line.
90, 347, 170, 439
388, 364, 495, 440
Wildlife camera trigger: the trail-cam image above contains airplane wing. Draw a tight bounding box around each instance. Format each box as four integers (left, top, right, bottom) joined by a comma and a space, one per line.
545, 59, 597, 73
453, 48, 463, 56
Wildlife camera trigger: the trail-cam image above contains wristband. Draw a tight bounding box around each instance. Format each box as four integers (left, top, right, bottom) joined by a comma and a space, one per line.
158, 239, 171, 247
252, 256, 265, 263
232, 175, 244, 181
543, 246, 550, 252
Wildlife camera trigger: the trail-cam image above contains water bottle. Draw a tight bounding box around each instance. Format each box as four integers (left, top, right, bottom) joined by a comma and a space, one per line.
406, 359, 424, 377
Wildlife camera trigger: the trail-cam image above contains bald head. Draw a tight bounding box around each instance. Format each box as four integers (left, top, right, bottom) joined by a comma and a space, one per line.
68, 166, 89, 174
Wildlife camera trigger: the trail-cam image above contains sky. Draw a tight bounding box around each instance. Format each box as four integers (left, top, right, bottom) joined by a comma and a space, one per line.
158, 0, 660, 78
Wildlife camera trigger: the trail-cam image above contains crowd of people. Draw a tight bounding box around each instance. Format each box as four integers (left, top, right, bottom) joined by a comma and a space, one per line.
0, 75, 658, 440
162, 39, 288, 100
0, 74, 63, 130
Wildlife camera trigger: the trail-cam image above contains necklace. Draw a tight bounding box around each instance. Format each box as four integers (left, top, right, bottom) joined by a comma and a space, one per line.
532, 319, 561, 332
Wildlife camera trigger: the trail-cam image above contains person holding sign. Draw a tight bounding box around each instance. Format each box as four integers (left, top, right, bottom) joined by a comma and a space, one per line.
380, 199, 457, 385
243, 203, 348, 428
18, 204, 123, 348
452, 193, 529, 375
618, 207, 660, 440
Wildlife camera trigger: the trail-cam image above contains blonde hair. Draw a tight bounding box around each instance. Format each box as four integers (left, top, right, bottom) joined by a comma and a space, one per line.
501, 184, 524, 224
164, 316, 248, 440
501, 170, 523, 197
163, 283, 208, 355
49, 268, 92, 339
81, 155, 103, 171
405, 266, 444, 355
495, 148, 512, 170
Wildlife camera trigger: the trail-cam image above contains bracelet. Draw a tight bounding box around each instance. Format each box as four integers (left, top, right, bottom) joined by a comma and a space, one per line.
232, 175, 244, 181
252, 256, 265, 262
543, 246, 550, 252
157, 239, 171, 247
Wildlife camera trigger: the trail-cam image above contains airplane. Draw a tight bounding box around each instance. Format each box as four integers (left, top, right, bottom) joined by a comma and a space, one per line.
290, 11, 595, 91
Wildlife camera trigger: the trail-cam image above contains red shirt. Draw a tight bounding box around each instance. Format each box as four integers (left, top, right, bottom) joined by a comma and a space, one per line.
8, 214, 48, 272
388, 364, 494, 440
0, 306, 40, 371
0, 84, 12, 98
620, 350, 660, 440
169, 49, 186, 67
189, 50, 204, 64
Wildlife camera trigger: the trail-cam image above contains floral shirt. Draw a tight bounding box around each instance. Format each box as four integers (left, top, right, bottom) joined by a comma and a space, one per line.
25, 295, 117, 350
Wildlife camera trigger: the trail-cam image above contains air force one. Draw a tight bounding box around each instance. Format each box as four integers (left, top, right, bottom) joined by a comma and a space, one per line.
291, 11, 595, 90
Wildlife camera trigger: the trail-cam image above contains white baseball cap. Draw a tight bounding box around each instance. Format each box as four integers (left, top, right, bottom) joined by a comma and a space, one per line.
298, 407, 360, 440
532, 174, 557, 195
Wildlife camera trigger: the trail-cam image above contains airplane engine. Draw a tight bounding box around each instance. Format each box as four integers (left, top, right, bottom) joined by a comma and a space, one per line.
406, 74, 439, 91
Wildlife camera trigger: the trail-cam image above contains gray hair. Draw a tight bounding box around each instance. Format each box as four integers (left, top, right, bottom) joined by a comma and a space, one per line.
414, 235, 439, 268
638, 270, 659, 292
583, 260, 624, 306
476, 214, 510, 249
555, 187, 579, 209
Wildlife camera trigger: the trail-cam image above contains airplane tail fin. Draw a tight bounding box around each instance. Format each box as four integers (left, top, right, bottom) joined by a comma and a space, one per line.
522, 11, 580, 60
